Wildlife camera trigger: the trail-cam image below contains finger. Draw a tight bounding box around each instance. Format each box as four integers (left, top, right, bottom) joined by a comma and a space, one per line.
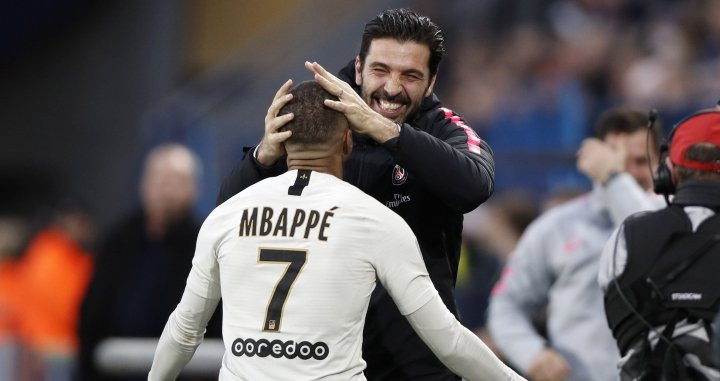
312, 74, 344, 98
323, 99, 345, 112
268, 112, 294, 132
270, 130, 292, 143
307, 61, 344, 92
274, 79, 293, 101
306, 61, 333, 80
304, 60, 316, 74
266, 93, 294, 123
305, 61, 332, 83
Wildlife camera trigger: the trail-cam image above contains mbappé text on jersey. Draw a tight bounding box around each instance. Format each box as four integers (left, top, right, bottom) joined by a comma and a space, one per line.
238, 206, 335, 241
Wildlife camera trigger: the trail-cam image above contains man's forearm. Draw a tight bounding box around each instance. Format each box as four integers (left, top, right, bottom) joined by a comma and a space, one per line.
148, 290, 219, 380
406, 295, 526, 381
147, 314, 197, 381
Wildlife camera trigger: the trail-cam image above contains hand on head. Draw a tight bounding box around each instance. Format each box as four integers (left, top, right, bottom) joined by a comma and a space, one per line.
257, 79, 295, 166
305, 61, 399, 143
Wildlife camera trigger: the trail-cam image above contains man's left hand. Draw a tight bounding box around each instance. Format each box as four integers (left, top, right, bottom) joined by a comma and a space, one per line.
576, 137, 626, 184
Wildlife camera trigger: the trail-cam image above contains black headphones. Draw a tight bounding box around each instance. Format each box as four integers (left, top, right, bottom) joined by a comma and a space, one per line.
651, 110, 675, 196
651, 107, 720, 196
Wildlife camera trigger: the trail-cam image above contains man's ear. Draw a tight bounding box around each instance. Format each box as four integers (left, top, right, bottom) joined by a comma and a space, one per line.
425, 75, 437, 97
342, 129, 353, 158
354, 56, 363, 87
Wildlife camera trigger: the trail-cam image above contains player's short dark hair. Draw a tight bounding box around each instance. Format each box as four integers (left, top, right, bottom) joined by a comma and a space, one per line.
278, 81, 346, 145
595, 107, 660, 148
676, 143, 720, 182
358, 8, 445, 78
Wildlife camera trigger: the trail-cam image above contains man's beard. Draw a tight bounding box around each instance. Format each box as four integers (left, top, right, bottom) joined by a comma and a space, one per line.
362, 87, 425, 123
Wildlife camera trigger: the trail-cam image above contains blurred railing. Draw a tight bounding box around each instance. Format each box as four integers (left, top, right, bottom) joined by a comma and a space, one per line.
95, 338, 225, 376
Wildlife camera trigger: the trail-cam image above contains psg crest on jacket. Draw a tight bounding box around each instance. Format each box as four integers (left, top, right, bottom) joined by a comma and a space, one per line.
392, 165, 408, 186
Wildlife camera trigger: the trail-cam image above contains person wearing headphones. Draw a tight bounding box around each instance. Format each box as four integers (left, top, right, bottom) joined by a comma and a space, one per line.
488, 107, 664, 381
599, 106, 720, 380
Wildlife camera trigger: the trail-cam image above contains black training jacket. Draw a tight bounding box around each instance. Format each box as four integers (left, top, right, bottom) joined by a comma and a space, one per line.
216, 60, 495, 380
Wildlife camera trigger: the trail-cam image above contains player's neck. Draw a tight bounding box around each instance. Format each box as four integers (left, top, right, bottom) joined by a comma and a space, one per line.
287, 157, 343, 179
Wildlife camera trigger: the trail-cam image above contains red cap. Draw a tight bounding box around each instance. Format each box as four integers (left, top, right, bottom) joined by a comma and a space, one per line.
669, 111, 720, 171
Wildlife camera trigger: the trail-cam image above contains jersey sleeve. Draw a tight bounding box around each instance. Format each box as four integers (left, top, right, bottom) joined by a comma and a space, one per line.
406, 295, 527, 381
148, 215, 224, 380
382, 109, 494, 213
148, 287, 220, 380
369, 212, 438, 315
184, 214, 222, 301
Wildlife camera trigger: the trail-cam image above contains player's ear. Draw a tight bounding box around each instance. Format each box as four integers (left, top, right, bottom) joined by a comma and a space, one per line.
342, 129, 352, 159
425, 75, 436, 97
354, 56, 363, 87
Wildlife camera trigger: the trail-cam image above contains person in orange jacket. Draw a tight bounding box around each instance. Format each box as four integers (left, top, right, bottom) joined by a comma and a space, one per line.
16, 199, 94, 380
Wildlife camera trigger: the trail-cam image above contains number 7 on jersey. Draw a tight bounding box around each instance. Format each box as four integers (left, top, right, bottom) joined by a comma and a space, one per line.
258, 248, 307, 332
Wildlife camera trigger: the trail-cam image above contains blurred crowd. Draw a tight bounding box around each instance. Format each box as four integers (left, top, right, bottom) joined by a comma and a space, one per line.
1, 0, 719, 380
435, 0, 720, 137
419, 0, 720, 193
0, 144, 219, 381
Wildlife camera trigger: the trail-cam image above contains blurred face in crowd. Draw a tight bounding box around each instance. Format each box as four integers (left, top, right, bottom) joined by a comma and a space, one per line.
355, 38, 436, 123
605, 130, 657, 191
56, 210, 95, 249
140, 145, 199, 223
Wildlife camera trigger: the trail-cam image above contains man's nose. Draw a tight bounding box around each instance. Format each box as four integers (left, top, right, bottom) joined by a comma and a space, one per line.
384, 75, 402, 96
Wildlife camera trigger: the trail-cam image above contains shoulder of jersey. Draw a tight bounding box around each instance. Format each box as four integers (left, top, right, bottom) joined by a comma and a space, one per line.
210, 177, 283, 220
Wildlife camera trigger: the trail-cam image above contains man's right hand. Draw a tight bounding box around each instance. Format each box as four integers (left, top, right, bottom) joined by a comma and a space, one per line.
257, 79, 295, 166
527, 348, 570, 381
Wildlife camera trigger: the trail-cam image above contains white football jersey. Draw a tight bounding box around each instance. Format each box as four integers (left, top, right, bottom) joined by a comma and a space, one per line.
186, 169, 437, 380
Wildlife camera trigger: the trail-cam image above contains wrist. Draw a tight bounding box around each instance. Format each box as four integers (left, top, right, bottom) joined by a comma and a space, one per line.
601, 170, 622, 186
373, 117, 401, 143
254, 144, 276, 168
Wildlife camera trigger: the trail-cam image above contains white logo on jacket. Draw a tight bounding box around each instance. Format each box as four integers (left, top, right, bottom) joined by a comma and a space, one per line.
386, 193, 412, 208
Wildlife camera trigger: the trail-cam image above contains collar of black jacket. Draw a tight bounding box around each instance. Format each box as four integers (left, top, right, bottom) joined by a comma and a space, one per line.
672, 179, 720, 209
337, 59, 440, 122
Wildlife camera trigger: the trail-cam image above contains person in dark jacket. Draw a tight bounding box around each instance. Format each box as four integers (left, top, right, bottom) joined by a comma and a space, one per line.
216, 9, 494, 381
599, 107, 720, 380
78, 144, 221, 381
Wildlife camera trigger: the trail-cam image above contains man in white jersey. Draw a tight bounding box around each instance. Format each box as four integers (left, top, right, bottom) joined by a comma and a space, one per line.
148, 81, 524, 381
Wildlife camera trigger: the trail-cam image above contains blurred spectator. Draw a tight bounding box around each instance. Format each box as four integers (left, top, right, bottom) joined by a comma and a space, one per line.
599, 108, 720, 380
0, 216, 25, 381
13, 197, 95, 381
78, 143, 219, 381
540, 187, 586, 212
0, 215, 29, 340
488, 107, 664, 381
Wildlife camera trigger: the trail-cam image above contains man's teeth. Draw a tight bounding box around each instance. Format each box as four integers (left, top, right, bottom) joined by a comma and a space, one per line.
379, 100, 402, 111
